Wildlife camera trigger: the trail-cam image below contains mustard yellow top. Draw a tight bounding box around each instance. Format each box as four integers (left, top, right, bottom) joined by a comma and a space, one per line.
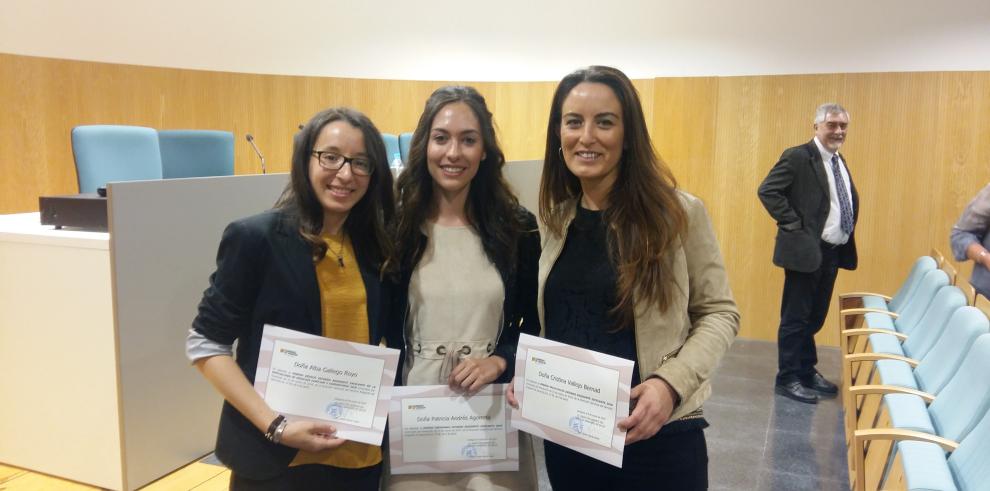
290, 233, 382, 469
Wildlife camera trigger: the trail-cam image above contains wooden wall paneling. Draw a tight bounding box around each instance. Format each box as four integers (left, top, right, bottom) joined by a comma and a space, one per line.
710, 75, 776, 342
491, 81, 557, 162
826, 73, 942, 346
631, 79, 655, 142
932, 72, 990, 290
1, 54, 51, 213
651, 77, 719, 204
4, 53, 990, 347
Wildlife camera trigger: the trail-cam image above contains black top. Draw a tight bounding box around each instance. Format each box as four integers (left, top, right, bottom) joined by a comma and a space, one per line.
545, 205, 642, 387
545, 205, 708, 436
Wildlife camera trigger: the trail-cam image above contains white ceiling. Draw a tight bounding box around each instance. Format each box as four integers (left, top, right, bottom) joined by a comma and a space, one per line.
3, 0, 989, 81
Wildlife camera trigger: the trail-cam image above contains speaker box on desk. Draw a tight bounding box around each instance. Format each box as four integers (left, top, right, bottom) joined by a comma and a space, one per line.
39, 194, 108, 231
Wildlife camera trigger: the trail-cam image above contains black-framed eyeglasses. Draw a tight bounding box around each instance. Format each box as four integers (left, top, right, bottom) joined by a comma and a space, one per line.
311, 151, 374, 176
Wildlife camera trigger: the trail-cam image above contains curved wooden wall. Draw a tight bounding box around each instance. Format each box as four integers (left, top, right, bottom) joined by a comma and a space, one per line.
2, 52, 988, 344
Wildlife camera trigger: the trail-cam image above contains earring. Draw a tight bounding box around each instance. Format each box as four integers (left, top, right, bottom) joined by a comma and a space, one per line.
558, 147, 564, 160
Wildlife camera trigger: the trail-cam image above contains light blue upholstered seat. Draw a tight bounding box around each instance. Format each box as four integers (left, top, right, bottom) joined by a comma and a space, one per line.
861, 256, 938, 311
864, 269, 950, 332
882, 335, 990, 440
158, 130, 234, 178
896, 377, 990, 490
382, 133, 402, 169
399, 131, 413, 164
867, 284, 964, 360
873, 306, 989, 392
71, 125, 163, 193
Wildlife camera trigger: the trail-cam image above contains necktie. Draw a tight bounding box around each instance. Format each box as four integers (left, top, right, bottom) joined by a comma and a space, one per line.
830, 155, 854, 235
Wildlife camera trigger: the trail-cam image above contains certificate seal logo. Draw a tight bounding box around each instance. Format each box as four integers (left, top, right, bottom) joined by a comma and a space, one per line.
568, 415, 584, 434
461, 445, 478, 458
325, 402, 344, 419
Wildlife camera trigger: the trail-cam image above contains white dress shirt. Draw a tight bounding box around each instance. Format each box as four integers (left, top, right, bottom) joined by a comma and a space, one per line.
814, 136, 854, 245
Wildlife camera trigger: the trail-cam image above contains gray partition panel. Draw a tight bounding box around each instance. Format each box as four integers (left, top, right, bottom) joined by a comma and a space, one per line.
107, 174, 288, 490
503, 160, 543, 216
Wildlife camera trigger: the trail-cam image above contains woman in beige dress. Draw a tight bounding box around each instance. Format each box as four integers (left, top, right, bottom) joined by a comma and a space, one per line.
388, 85, 541, 490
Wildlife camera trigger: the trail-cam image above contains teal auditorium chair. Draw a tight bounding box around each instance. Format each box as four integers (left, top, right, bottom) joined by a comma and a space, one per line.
71, 125, 163, 193
895, 402, 990, 491
853, 335, 990, 490
842, 256, 938, 313
399, 132, 413, 164
880, 334, 990, 437
841, 269, 951, 387
845, 268, 950, 336
382, 133, 402, 168
845, 306, 987, 445
869, 306, 988, 395
158, 130, 234, 178
868, 285, 967, 360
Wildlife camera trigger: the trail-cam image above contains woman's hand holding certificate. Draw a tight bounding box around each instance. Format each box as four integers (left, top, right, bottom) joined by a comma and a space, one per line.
616, 377, 677, 444
509, 334, 634, 467
253, 325, 400, 446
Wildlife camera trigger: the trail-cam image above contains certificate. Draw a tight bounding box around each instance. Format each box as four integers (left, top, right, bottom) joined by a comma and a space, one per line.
253, 324, 400, 446
510, 333, 634, 467
389, 384, 519, 475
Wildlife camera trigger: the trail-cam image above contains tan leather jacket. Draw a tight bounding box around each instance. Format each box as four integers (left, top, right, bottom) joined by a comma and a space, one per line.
538, 191, 740, 421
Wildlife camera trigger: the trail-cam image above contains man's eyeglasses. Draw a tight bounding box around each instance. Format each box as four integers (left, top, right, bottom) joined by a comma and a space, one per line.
311, 151, 374, 176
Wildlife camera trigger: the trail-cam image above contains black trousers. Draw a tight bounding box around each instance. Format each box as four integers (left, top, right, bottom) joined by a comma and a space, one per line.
229, 463, 381, 491
544, 428, 708, 490
776, 242, 841, 384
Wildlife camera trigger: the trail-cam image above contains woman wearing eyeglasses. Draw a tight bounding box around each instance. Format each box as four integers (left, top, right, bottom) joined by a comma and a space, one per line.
186, 107, 398, 490
386, 86, 541, 490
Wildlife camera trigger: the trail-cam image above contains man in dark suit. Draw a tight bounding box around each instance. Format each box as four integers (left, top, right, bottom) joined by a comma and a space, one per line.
758, 103, 859, 404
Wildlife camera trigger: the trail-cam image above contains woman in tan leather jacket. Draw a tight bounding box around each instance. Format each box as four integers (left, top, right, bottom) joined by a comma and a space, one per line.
525, 65, 739, 490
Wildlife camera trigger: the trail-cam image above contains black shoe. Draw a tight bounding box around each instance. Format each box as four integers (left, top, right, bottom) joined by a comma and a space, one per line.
775, 380, 819, 404
801, 372, 838, 396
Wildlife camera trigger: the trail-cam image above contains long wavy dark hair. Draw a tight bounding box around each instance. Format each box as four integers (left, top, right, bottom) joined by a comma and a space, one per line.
275, 107, 395, 271
539, 66, 687, 329
394, 85, 521, 276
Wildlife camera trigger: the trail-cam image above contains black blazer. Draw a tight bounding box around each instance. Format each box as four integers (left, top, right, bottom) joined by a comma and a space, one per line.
389, 206, 541, 384
758, 139, 859, 273
192, 209, 396, 480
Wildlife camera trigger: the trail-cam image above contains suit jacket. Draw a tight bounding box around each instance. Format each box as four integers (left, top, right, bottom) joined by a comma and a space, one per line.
192, 209, 396, 480
758, 139, 859, 273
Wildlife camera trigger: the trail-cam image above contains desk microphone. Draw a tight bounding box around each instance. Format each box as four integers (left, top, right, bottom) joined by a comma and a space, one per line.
298, 124, 305, 130
245, 134, 267, 174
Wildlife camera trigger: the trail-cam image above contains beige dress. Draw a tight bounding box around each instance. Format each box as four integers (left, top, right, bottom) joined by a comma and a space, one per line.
387, 223, 538, 491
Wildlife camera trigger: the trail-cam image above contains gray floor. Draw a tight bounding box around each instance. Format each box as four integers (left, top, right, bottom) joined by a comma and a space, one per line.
203, 339, 850, 490
531, 338, 849, 490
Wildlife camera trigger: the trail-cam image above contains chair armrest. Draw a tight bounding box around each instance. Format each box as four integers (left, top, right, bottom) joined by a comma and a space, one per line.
844, 352, 918, 367
851, 428, 958, 491
854, 428, 958, 451
839, 292, 892, 301
848, 384, 935, 404
841, 307, 899, 318
842, 328, 908, 341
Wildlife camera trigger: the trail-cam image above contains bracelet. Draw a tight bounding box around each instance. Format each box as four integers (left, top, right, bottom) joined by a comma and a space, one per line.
980, 250, 988, 260
264, 414, 285, 442
272, 418, 289, 444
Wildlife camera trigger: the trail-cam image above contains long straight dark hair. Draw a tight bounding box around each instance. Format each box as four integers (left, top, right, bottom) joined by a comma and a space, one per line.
539, 66, 687, 329
394, 86, 521, 276
275, 107, 395, 271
